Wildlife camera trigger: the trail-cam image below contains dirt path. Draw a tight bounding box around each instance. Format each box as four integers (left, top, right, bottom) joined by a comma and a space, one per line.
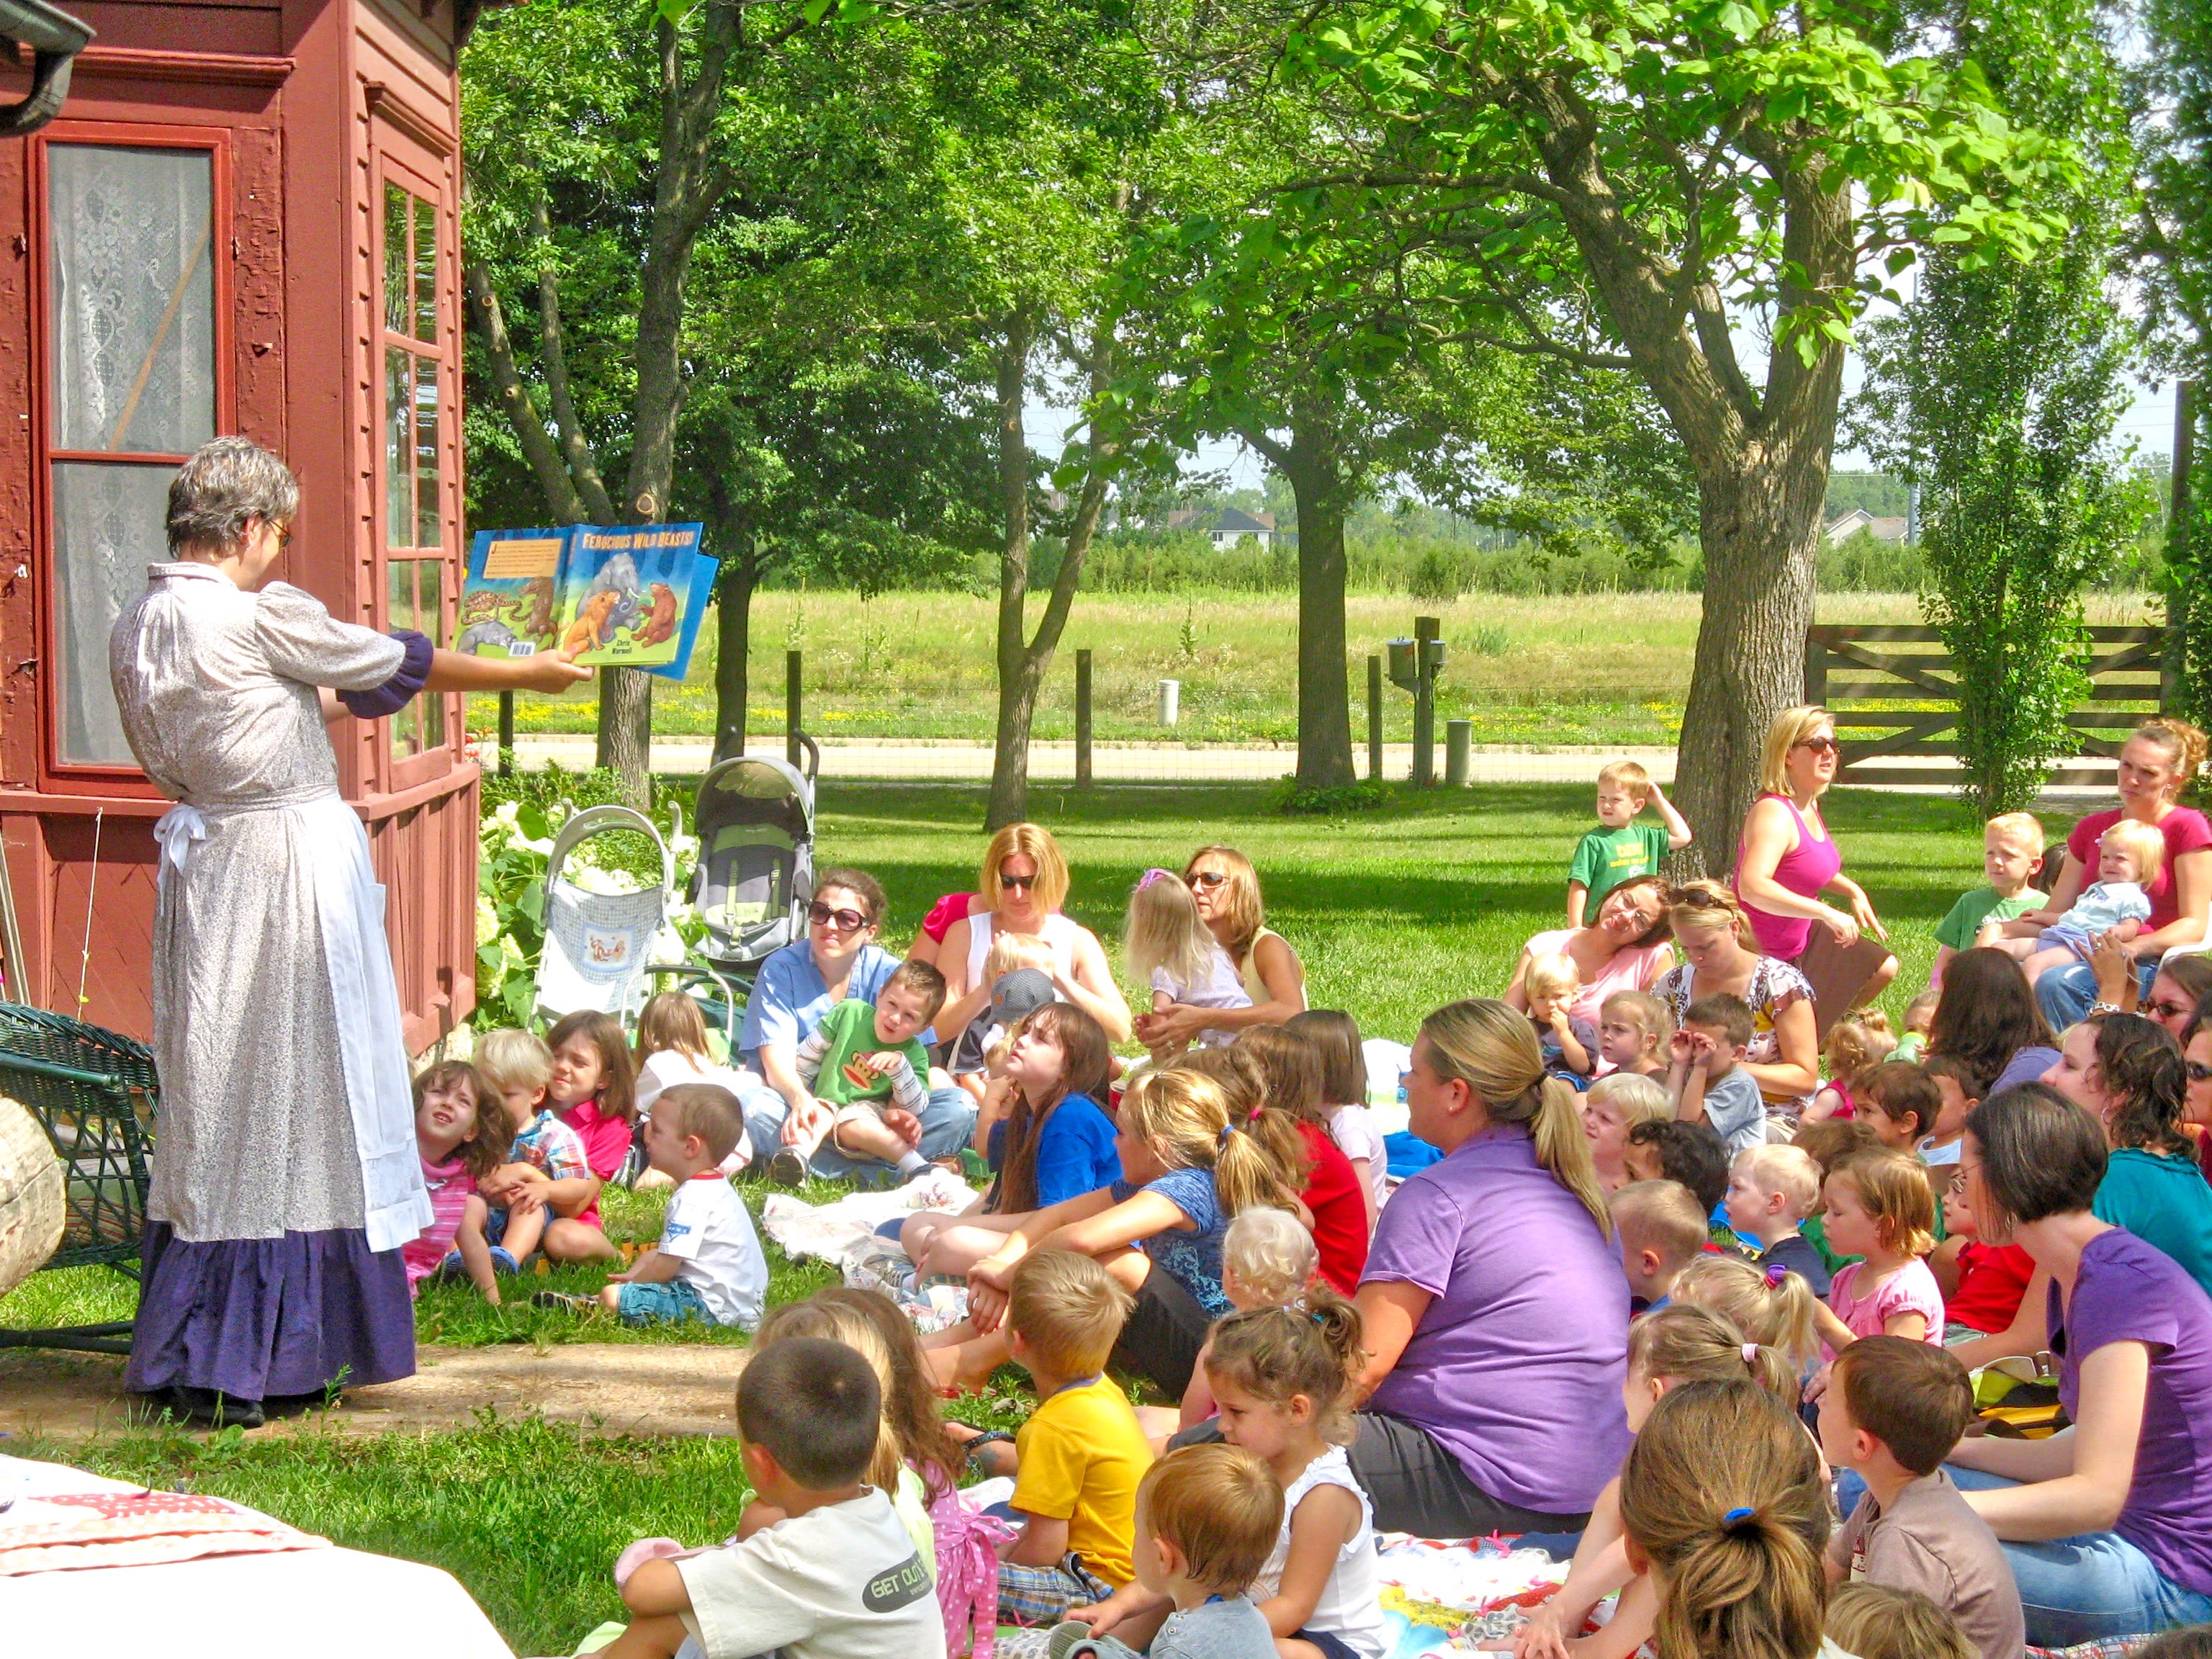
0, 1343, 747, 1441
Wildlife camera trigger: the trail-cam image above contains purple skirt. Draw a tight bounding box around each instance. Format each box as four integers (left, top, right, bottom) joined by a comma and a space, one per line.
124, 1223, 416, 1401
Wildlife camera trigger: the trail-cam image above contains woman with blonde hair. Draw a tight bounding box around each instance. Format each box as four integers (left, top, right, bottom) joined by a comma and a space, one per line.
2033, 718, 2212, 1029
1136, 844, 1308, 1051
1653, 881, 1821, 1115
1349, 998, 1632, 1536
936, 822, 1133, 1046
1735, 705, 1897, 1038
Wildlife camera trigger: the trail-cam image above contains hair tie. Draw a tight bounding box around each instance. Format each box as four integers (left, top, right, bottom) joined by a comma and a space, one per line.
1138, 867, 1177, 891
1218, 1123, 1234, 1148
1742, 1342, 1759, 1367
1763, 1262, 1789, 1288
1248, 1106, 1264, 1125
1721, 1506, 1757, 1529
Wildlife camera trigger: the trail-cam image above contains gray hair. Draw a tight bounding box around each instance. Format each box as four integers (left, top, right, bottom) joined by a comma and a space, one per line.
167, 437, 300, 555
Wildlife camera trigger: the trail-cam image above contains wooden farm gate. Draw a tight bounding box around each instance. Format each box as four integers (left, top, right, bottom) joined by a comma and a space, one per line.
1804, 624, 2180, 788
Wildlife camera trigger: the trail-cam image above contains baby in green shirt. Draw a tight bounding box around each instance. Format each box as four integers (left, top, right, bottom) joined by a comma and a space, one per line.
765, 959, 945, 1185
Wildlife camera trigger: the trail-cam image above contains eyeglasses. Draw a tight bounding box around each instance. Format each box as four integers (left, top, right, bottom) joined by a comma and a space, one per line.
998, 873, 1038, 892
1186, 871, 1229, 891
807, 902, 869, 932
2146, 999, 2193, 1022
1794, 736, 1840, 756
2188, 1061, 2212, 1084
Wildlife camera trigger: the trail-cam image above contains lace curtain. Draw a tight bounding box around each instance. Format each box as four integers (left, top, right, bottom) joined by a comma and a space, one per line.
48, 144, 216, 765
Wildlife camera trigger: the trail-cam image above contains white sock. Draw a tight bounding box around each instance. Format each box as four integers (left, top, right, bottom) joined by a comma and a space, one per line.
896, 1149, 929, 1176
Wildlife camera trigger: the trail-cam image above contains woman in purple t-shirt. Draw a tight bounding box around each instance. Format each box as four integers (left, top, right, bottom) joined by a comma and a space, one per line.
1349, 999, 1632, 1536
2036, 719, 2212, 1030
1947, 1087, 2212, 1645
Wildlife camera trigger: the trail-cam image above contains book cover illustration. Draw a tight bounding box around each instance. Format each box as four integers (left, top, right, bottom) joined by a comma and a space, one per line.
460, 523, 716, 680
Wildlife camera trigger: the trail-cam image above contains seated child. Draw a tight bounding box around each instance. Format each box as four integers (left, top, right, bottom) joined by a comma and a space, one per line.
1056, 1444, 1285, 1659
1825, 1583, 1975, 1659
1584, 1071, 1671, 1195
1128, 868, 1252, 1057
1667, 993, 1766, 1158
951, 932, 1058, 1103
601, 1337, 945, 1659
1892, 989, 1938, 1064
1791, 1117, 1881, 1274
1596, 990, 1671, 1081
631, 992, 750, 1180
1914, 1054, 1983, 1168
467, 1027, 593, 1270
402, 1059, 510, 1300
994, 1250, 1158, 1626
1928, 1155, 2034, 1342
1167, 1206, 1318, 1436
588, 1085, 766, 1330
1813, 1150, 1944, 1357
769, 958, 945, 1186
547, 1010, 637, 1264
1931, 811, 2047, 991
1527, 953, 1599, 1082
1210, 1034, 1369, 1292
1668, 1254, 1823, 1373
1723, 1143, 1833, 1299
1611, 1180, 1710, 1315
1806, 1013, 1894, 1125
1514, 1305, 1799, 1659
1566, 759, 1694, 929
1979, 818, 2162, 985
1622, 1118, 1730, 1220
1286, 1009, 1385, 1227
1851, 1061, 1938, 1156
1817, 1337, 2024, 1659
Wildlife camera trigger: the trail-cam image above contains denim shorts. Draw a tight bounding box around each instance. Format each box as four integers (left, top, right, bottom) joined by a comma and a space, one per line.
615, 1278, 711, 1327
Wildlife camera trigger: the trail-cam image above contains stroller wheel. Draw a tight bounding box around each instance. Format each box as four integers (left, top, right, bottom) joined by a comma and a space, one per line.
765, 1148, 810, 1187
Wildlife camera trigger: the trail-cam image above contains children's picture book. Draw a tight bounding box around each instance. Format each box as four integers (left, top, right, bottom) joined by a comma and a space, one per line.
458, 523, 716, 680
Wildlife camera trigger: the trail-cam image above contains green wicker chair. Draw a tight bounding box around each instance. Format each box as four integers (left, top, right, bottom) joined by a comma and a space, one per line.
0, 1002, 158, 1355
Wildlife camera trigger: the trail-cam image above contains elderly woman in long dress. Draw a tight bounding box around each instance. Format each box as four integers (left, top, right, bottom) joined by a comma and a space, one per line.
111, 439, 586, 1426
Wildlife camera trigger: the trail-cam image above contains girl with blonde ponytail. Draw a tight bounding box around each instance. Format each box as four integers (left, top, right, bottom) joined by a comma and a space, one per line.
920, 1064, 1303, 1397
1617, 1380, 1842, 1659
1346, 999, 1637, 1538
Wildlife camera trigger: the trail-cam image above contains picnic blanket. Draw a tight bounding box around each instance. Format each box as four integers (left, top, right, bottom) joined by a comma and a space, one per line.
0, 1488, 329, 1575
757, 1167, 977, 1265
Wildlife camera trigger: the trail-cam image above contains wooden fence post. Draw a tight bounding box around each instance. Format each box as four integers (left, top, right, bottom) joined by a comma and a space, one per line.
496, 690, 514, 778
1367, 654, 1383, 781
786, 649, 802, 770
1075, 649, 1093, 787
1802, 630, 1827, 707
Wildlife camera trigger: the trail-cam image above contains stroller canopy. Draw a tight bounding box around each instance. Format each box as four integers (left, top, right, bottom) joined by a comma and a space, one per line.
690, 755, 815, 970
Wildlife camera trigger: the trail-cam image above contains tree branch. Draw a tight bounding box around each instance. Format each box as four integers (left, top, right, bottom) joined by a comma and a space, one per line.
531, 198, 617, 525
464, 258, 591, 524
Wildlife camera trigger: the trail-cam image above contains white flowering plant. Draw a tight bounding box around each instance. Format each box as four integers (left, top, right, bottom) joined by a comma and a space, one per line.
475, 768, 703, 1028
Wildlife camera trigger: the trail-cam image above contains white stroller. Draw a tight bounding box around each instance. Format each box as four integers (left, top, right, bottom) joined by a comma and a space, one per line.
534, 805, 675, 1023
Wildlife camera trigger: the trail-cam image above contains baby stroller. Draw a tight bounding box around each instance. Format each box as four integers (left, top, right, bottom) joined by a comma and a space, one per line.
535, 805, 675, 1023
686, 747, 817, 999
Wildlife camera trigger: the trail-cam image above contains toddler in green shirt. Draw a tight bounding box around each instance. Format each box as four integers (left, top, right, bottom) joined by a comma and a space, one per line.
1566, 759, 1694, 927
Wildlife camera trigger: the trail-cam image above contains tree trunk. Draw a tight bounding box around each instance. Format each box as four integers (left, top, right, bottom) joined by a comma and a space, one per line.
986, 313, 1040, 830
1668, 445, 1828, 873
713, 550, 757, 763
1255, 405, 1357, 791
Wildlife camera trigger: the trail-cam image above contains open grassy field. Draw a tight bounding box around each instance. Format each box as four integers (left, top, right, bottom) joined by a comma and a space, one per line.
4, 778, 1996, 1655
471, 588, 2154, 750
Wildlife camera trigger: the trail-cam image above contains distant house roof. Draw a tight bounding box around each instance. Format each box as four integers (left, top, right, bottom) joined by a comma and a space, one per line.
1167, 506, 1279, 537
1825, 508, 1910, 545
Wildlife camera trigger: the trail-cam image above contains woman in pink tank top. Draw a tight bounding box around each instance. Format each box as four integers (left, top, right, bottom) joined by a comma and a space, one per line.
1733, 706, 1897, 1035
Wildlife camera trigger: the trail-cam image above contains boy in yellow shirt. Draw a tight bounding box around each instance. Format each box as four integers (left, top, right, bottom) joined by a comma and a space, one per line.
994, 1249, 1156, 1625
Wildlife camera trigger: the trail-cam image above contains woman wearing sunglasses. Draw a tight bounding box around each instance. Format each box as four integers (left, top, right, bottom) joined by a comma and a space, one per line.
1133, 845, 1308, 1053
935, 823, 1133, 1048
735, 866, 976, 1179
1732, 704, 1896, 1038
2184, 1008, 2212, 1182
2039, 720, 2212, 1030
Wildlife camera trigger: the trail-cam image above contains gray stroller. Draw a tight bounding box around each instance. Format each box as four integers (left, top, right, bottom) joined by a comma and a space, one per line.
685, 748, 817, 1009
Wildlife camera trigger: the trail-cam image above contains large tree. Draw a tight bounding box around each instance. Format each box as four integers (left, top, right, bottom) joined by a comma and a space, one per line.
1260, 0, 2067, 857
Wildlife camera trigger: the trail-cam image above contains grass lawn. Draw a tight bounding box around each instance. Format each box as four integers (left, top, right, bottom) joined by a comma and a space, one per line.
470, 588, 2151, 751
3, 778, 1997, 1655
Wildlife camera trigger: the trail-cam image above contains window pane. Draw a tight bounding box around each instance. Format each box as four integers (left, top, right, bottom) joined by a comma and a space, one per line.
418, 559, 445, 750
385, 181, 409, 337
385, 346, 413, 548
52, 462, 168, 765
413, 195, 438, 343
388, 559, 421, 763
49, 145, 216, 455
413, 354, 440, 550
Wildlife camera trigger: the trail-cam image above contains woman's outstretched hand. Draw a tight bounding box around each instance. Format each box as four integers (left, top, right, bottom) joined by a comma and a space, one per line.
516, 646, 593, 694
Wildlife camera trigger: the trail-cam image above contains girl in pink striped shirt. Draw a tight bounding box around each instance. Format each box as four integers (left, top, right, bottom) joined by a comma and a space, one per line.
401, 1061, 513, 1302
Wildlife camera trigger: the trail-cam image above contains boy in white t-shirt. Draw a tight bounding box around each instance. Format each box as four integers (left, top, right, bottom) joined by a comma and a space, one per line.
584, 1084, 766, 1330
603, 1337, 945, 1659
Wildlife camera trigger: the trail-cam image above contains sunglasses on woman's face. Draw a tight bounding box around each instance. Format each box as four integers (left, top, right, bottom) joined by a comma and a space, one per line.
1187, 870, 1229, 891
999, 872, 1038, 892
1794, 736, 1839, 756
808, 902, 869, 932
2146, 999, 2193, 1022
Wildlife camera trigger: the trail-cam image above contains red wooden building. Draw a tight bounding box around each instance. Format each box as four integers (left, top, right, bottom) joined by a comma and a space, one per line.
0, 0, 487, 1051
